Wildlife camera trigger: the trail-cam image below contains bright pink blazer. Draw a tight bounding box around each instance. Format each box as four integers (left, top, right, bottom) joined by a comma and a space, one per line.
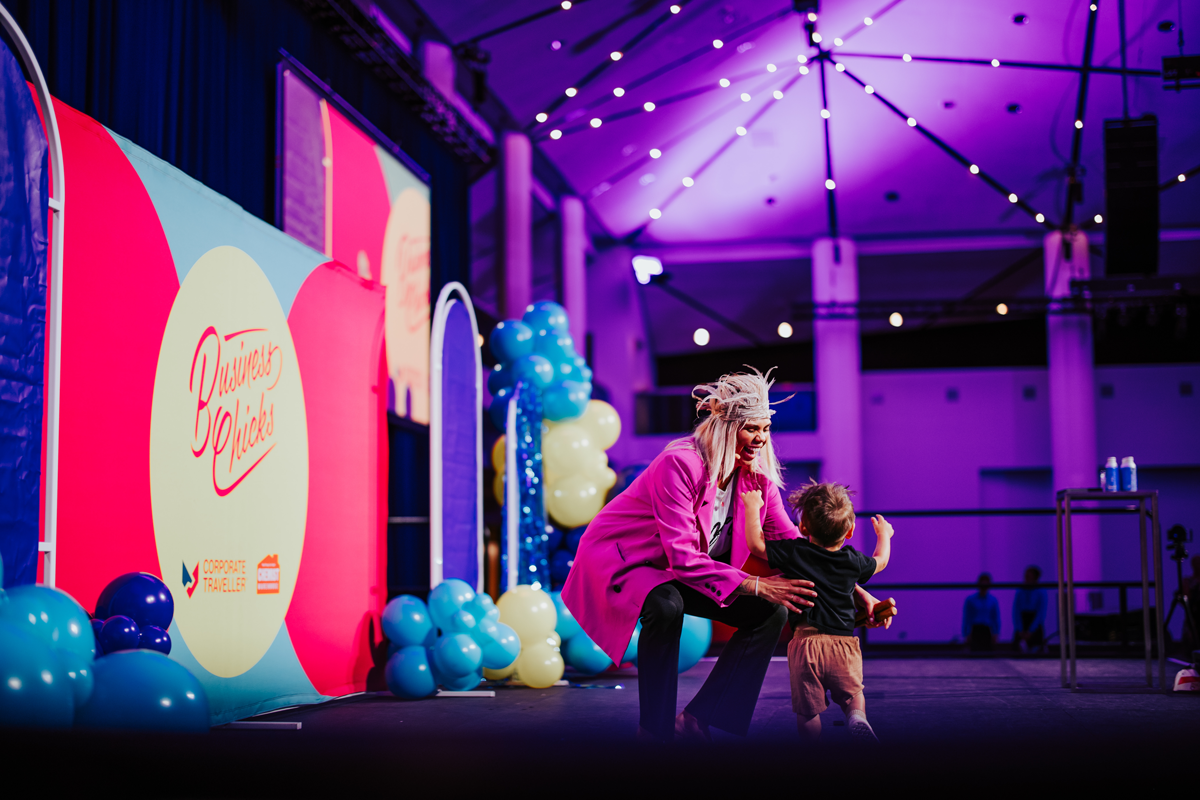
561, 444, 799, 664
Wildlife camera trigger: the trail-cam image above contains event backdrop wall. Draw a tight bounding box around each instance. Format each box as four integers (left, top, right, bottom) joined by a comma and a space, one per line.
50, 93, 389, 724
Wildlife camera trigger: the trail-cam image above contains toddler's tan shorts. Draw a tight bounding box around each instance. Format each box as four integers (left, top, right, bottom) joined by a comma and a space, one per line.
786, 625, 864, 716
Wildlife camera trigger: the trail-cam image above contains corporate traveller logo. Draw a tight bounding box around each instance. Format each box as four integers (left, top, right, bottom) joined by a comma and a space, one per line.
149, 246, 309, 678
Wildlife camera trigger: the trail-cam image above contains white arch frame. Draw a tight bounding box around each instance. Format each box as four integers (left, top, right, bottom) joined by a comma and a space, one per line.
428, 281, 483, 591
1, 5, 65, 587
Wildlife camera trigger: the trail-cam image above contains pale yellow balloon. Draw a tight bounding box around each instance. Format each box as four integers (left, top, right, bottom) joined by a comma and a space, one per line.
577, 400, 621, 451
493, 472, 505, 505
547, 474, 605, 528
543, 424, 599, 477
597, 466, 618, 491
514, 641, 565, 689
483, 663, 516, 680
546, 631, 561, 648
496, 585, 558, 644
578, 448, 609, 482
491, 436, 506, 474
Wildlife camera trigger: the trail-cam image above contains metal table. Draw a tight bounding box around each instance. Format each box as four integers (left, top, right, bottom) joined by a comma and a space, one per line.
1056, 489, 1165, 692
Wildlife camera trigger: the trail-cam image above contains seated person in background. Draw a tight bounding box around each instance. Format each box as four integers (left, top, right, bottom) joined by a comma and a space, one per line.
743, 480, 894, 744
1012, 565, 1048, 653
962, 572, 1000, 651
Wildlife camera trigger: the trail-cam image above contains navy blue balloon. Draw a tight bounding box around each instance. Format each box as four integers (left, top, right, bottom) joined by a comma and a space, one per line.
105, 573, 174, 630
90, 619, 105, 655
550, 550, 574, 584
489, 386, 513, 432
99, 616, 141, 654
566, 526, 586, 553
93, 573, 141, 619
75, 650, 209, 733
487, 363, 514, 396
544, 526, 563, 553
139, 625, 172, 655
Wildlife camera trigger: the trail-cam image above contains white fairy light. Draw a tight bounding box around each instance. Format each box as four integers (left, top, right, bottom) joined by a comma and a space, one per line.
740, 92, 751, 102
777, 322, 794, 338
611, 51, 623, 61
889, 312, 904, 327
1074, 119, 1083, 129
550, 129, 562, 139
902, 53, 912, 62
613, 87, 625, 97
561, 0, 571, 8
735, 126, 747, 136
1008, 193, 1018, 203
590, 117, 602, 128
799, 66, 809, 74
773, 90, 784, 100
991, 59, 1000, 67
767, 63, 777, 72
797, 55, 808, 64
864, 16, 873, 25
565, 87, 578, 97
1094, 214, 1103, 223
650, 148, 662, 158
807, 12, 817, 21
996, 303, 1009, 316
693, 328, 710, 346
643, 101, 656, 112
907, 117, 917, 126
825, 178, 836, 190
719, 78, 731, 87
536, 112, 548, 123
649, 208, 662, 219
865, 85, 874, 94
670, 4, 681, 13
835, 63, 845, 72
821, 109, 830, 118
812, 32, 823, 42
834, 37, 843, 46
1035, 213, 1045, 223
713, 39, 724, 48
969, 164, 980, 174
682, 176, 694, 187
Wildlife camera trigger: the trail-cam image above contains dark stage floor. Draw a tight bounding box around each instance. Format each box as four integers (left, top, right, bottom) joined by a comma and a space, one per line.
9, 657, 1198, 794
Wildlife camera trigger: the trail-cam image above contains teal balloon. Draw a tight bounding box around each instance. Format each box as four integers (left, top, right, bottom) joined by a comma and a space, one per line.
474, 619, 520, 670
551, 592, 581, 642
489, 388, 512, 432
441, 668, 483, 692
381, 595, 433, 647
532, 328, 577, 364
564, 630, 612, 676
0, 621, 74, 729
461, 593, 500, 625
0, 584, 96, 663
445, 609, 478, 635
510, 354, 554, 390
572, 356, 593, 384
427, 579, 476, 631
55, 648, 94, 707
487, 363, 514, 396
678, 615, 712, 673
489, 320, 534, 362
622, 621, 641, 665
522, 301, 570, 335
75, 650, 209, 733
433, 633, 483, 678
542, 380, 591, 421
385, 646, 436, 699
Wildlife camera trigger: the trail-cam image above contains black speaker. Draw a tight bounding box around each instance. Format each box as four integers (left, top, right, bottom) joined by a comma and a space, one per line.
1104, 116, 1159, 275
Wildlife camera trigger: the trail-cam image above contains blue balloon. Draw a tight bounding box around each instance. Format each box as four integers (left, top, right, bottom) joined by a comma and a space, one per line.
564, 630, 612, 676
427, 579, 476, 631
55, 648, 95, 706
99, 616, 141, 654
93, 573, 140, 618
550, 550, 574, 584
487, 363, 515, 396
433, 633, 482, 678
678, 615, 712, 673
75, 650, 209, 733
544, 526, 564, 553
532, 328, 576, 363
0, 584, 96, 663
139, 626, 172, 655
571, 356, 593, 384
551, 592, 582, 642
522, 301, 570, 335
441, 668, 483, 691
510, 354, 554, 390
382, 595, 434, 647
444, 609, 478, 635
489, 320, 534, 363
622, 622, 641, 665
542, 380, 591, 421
0, 622, 74, 729
385, 645, 437, 699
474, 619, 520, 670
489, 388, 513, 432
461, 593, 500, 626
90, 619, 105, 655
104, 573, 174, 631
566, 526, 586, 553
554, 357, 586, 384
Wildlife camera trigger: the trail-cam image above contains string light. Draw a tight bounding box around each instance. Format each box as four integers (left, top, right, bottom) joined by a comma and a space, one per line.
649, 208, 662, 219
1074, 119, 1083, 129
565, 87, 578, 97
643, 101, 656, 111
1089, 3, 1097, 10
590, 117, 602, 128
1008, 193, 1018, 203
825, 179, 836, 190
812, 32, 823, 42
561, 0, 571, 8
1094, 214, 1103, 223
834, 37, 844, 46
767, 63, 777, 73
550, 130, 563, 139
991, 59, 1000, 67
536, 112, 548, 123
613, 87, 625, 97
741, 92, 751, 102
610, 51, 623, 61
807, 11, 817, 21
777, 322, 794, 338
713, 39, 724, 48
902, 53, 912, 62
797, 55, 808, 63
835, 63, 845, 72
864, 16, 873, 25
799, 66, 810, 74
907, 117, 917, 126
1180, 174, 1188, 183
821, 109, 831, 118
773, 90, 784, 100
650, 148, 662, 158
969, 164, 980, 174
865, 85, 874, 94
670, 4, 681, 13
889, 312, 904, 327
682, 176, 694, 187
693, 328, 710, 346
735, 126, 747, 136
1035, 213, 1045, 223
996, 303, 1009, 316
719, 78, 731, 87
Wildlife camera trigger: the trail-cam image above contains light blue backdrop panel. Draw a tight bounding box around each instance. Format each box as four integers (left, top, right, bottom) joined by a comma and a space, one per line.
110, 130, 327, 315
168, 619, 328, 726
375, 145, 430, 205
441, 300, 478, 587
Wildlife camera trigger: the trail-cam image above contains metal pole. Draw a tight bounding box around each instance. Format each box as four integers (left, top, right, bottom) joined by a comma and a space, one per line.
1151, 493, 1167, 692
1139, 497, 1151, 686
1065, 495, 1077, 689
1056, 494, 1068, 687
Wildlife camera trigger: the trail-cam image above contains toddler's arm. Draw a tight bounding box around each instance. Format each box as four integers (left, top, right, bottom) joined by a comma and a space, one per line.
871, 514, 893, 574
741, 490, 767, 558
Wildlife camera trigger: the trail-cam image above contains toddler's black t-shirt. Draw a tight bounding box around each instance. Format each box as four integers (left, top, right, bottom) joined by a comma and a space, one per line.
764, 537, 876, 636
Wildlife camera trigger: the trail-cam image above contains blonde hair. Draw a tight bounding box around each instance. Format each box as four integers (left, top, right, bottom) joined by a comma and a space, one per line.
788, 480, 856, 546
669, 367, 788, 488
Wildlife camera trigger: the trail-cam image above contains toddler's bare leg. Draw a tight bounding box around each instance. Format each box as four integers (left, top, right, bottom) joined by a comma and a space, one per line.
837, 691, 866, 720
796, 713, 822, 742
837, 692, 878, 742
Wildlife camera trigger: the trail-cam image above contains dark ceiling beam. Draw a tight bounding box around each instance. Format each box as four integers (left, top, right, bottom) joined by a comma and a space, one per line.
459, 0, 593, 46
916, 248, 1043, 329
534, 6, 793, 131
836, 0, 908, 45
836, 61, 1054, 228
1063, 1, 1101, 230
818, 53, 839, 239
833, 51, 1159, 77
647, 275, 765, 346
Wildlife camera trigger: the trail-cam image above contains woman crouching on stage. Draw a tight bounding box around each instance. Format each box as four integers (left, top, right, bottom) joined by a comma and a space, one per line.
561, 368, 890, 742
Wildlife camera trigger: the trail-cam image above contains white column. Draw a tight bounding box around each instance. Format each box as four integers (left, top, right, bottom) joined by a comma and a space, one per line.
498, 132, 532, 320
812, 238, 864, 502
1045, 230, 1101, 589
560, 196, 587, 347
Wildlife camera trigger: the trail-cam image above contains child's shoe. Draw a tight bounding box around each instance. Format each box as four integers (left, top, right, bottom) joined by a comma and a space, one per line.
847, 713, 879, 743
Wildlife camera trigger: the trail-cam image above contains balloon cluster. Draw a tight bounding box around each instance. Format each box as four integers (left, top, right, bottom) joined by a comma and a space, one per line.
485, 585, 565, 689
487, 301, 592, 431
0, 558, 209, 732
551, 592, 712, 676
382, 579, 521, 699
92, 572, 174, 657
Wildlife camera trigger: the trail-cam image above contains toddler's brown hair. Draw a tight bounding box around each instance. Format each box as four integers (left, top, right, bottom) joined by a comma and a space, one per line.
787, 480, 856, 547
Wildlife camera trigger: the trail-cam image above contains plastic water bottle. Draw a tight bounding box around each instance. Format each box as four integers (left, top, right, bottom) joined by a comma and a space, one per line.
1120, 456, 1137, 491
1104, 457, 1119, 492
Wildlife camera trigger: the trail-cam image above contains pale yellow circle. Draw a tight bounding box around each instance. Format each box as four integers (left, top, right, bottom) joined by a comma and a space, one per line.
149, 246, 308, 678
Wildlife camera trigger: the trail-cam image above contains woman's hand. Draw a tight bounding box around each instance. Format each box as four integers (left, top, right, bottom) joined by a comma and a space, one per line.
740, 489, 763, 514
740, 575, 816, 614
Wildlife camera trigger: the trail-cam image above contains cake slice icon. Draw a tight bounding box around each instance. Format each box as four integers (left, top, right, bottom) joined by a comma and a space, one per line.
257, 555, 280, 594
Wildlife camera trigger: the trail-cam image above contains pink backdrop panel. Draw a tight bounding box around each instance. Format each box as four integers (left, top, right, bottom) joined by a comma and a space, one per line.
285, 261, 388, 696
53, 98, 179, 610
326, 106, 390, 284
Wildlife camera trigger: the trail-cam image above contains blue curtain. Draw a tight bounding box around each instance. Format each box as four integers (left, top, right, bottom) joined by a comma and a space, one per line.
0, 36, 48, 588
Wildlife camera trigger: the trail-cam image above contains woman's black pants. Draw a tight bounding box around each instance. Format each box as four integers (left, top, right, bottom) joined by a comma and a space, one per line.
637, 580, 787, 740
